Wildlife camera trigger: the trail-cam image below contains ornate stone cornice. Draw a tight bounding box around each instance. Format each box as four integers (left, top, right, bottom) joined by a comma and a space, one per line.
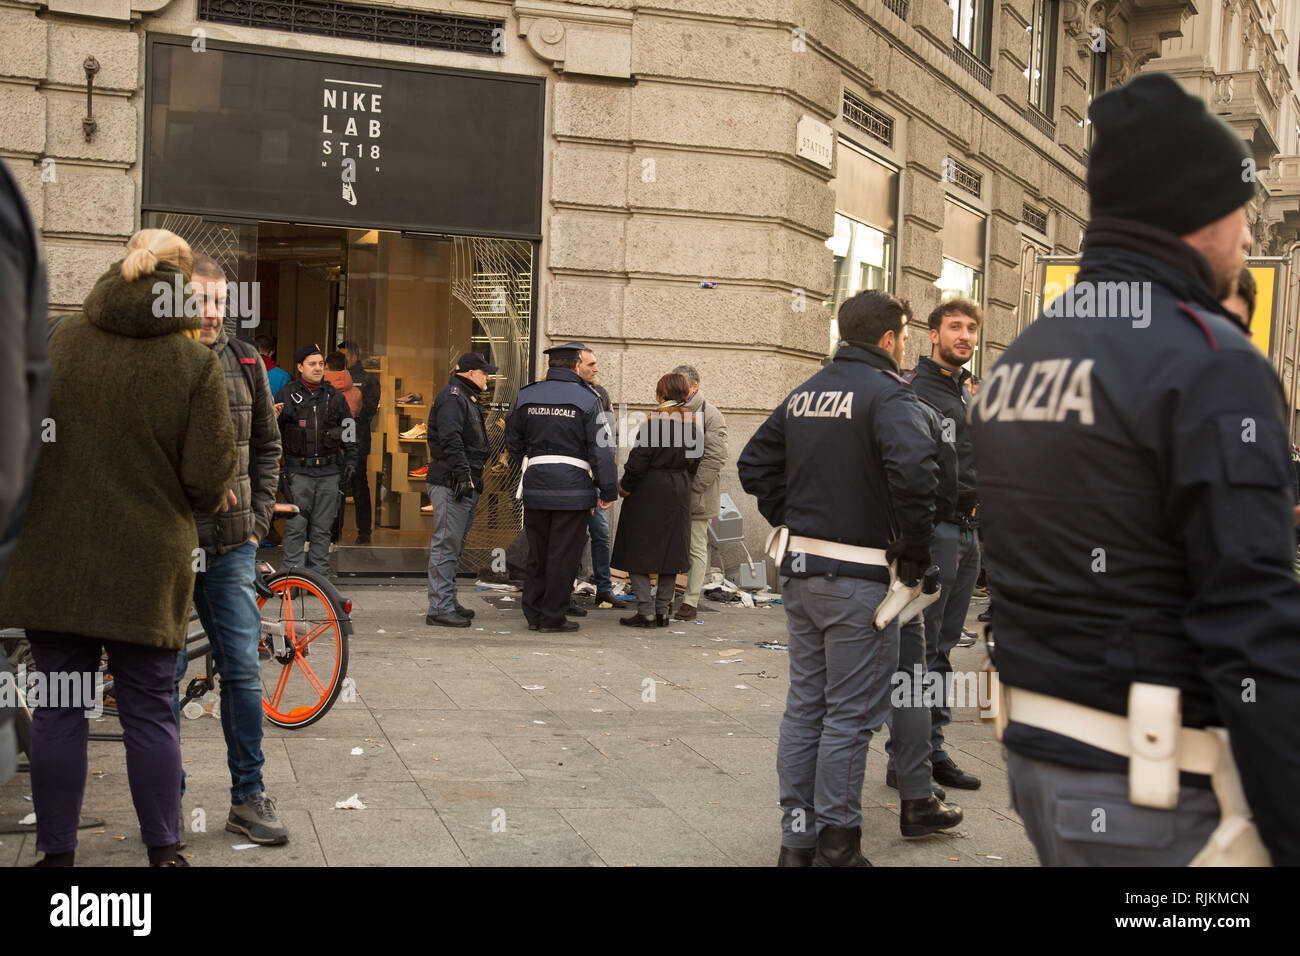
514, 1, 634, 79
44, 0, 178, 20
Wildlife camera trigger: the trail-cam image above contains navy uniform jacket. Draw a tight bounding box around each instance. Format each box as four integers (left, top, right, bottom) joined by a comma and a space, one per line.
426, 374, 489, 490
907, 355, 977, 520
738, 344, 938, 583
274, 378, 358, 476
505, 367, 617, 510
969, 221, 1300, 865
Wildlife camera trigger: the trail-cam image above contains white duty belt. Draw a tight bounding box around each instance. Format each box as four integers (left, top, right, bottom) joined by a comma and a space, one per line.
516, 455, 593, 500
994, 681, 1269, 866
765, 526, 887, 569
764, 526, 940, 632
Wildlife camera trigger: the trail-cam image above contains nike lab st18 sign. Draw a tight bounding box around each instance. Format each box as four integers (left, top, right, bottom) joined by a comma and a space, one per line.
144, 36, 545, 239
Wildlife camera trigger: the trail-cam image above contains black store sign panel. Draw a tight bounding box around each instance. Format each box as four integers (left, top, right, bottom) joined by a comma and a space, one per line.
144, 36, 544, 239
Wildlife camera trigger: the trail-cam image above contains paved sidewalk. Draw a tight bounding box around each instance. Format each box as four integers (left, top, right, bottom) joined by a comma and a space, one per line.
1, 584, 1033, 866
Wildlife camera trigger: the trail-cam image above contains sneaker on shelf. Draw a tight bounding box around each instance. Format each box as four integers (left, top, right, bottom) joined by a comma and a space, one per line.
408, 464, 428, 479
420, 502, 433, 514
399, 423, 427, 440
396, 392, 424, 405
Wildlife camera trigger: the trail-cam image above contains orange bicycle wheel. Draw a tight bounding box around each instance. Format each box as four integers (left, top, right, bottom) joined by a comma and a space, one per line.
256, 570, 349, 728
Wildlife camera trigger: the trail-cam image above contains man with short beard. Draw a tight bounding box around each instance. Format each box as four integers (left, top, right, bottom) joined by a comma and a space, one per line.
179, 254, 288, 845
902, 298, 984, 792
275, 344, 357, 577
971, 72, 1300, 865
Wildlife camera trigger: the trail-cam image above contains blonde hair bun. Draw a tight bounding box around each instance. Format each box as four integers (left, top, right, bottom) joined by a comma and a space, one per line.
121, 228, 194, 282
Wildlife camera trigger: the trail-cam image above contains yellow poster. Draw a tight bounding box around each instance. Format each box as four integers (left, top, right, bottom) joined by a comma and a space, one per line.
1041, 264, 1077, 309
1247, 266, 1275, 360
1038, 262, 1275, 360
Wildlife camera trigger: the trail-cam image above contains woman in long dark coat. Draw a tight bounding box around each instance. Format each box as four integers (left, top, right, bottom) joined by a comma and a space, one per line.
611, 372, 700, 627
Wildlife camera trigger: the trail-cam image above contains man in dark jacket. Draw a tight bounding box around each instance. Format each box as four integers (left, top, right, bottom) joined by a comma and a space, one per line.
738, 290, 939, 866
275, 344, 357, 577
0, 163, 47, 787
425, 352, 497, 628
902, 298, 984, 791
506, 343, 617, 633
176, 254, 288, 844
883, 299, 964, 821
971, 72, 1300, 865
340, 340, 379, 543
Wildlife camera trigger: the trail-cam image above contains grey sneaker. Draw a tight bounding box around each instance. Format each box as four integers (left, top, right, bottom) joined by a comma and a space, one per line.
956, 628, 978, 648
226, 793, 290, 845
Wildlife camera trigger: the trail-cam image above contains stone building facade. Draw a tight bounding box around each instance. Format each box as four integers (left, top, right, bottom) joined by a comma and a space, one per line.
3, 0, 1222, 567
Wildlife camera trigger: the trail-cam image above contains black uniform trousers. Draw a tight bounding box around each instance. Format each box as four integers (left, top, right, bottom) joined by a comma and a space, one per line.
523, 508, 589, 628
331, 468, 372, 539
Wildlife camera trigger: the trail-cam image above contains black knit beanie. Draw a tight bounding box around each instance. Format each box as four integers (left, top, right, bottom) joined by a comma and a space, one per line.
1087, 72, 1257, 235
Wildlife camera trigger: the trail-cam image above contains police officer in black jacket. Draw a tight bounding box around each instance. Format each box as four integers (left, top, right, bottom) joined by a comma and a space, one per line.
739, 290, 938, 866
274, 344, 357, 578
903, 298, 985, 791
971, 73, 1300, 866
425, 352, 497, 628
506, 343, 617, 633
882, 301, 965, 829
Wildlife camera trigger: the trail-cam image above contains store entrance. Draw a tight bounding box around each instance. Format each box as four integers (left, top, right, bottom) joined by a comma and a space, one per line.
148, 213, 534, 575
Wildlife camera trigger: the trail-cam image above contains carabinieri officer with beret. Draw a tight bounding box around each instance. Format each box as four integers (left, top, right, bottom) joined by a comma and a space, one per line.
505, 342, 618, 632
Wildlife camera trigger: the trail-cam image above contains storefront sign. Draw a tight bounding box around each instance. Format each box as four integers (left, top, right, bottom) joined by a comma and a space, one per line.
144, 37, 544, 239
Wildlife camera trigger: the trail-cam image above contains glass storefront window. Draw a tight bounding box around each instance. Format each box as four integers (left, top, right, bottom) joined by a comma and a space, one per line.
826, 213, 895, 351
146, 212, 534, 571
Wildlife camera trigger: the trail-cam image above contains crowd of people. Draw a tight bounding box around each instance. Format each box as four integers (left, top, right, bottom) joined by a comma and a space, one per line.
4, 69, 1300, 870
736, 72, 1300, 867
423, 344, 730, 634
0, 224, 383, 865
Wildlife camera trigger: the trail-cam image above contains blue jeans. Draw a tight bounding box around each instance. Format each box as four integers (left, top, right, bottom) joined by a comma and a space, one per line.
923, 522, 981, 762
174, 542, 266, 805
588, 507, 611, 594
427, 483, 478, 615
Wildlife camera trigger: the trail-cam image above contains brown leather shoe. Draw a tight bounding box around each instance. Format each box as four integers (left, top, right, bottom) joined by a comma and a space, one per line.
673, 603, 696, 621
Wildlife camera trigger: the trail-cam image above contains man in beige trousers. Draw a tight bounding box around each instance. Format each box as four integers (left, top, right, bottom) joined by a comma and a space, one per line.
673, 365, 728, 620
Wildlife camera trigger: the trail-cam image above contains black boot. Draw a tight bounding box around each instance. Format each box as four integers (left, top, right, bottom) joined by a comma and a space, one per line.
884, 767, 946, 801
566, 602, 588, 617
777, 845, 815, 867
932, 757, 981, 790
811, 826, 871, 867
900, 796, 963, 838
426, 613, 471, 628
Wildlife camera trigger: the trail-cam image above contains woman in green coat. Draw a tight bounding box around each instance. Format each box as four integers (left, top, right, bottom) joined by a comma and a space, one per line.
0, 228, 237, 867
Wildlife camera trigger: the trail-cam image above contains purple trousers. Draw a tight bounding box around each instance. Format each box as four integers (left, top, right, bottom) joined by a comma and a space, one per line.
28, 631, 181, 854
